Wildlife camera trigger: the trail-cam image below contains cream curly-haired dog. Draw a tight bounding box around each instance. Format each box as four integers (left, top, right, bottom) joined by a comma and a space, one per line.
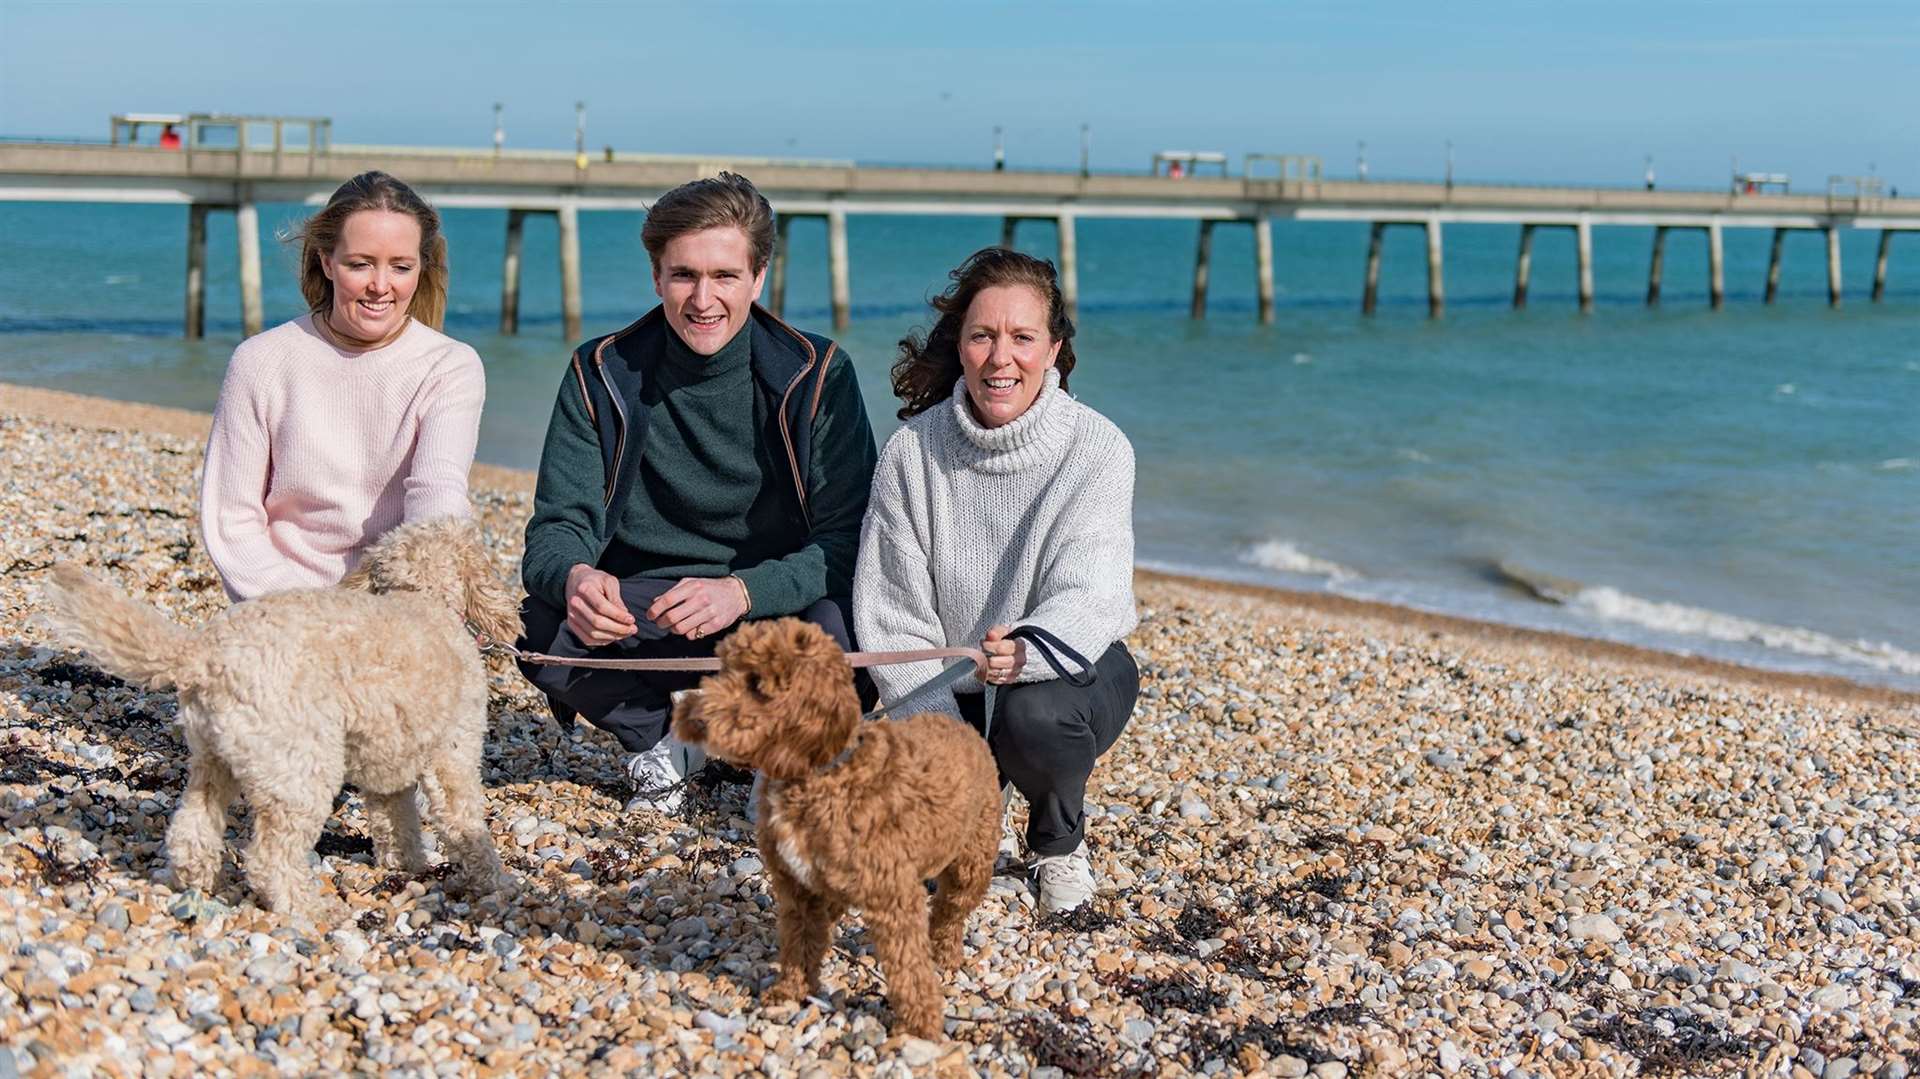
40, 516, 517, 919
672, 618, 1001, 1039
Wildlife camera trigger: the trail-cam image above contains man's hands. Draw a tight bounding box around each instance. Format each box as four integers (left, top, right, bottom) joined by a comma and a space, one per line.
648, 576, 750, 641
565, 564, 638, 645
978, 625, 1028, 685
564, 566, 751, 645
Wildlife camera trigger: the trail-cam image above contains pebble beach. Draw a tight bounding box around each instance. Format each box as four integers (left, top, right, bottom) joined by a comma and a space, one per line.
2, 385, 1916, 1078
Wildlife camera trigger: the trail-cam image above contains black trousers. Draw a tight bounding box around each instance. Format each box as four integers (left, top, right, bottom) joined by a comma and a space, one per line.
955, 641, 1139, 858
516, 577, 858, 753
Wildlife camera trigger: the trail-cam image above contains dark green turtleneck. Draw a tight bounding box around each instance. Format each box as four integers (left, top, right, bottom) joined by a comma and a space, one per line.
597, 325, 790, 596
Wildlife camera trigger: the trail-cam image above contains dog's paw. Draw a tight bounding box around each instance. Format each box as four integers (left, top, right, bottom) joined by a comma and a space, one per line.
466, 871, 519, 901
931, 940, 966, 972
762, 976, 812, 1008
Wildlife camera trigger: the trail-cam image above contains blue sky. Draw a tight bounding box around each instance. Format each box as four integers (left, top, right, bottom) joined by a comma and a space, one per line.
3, 0, 1915, 190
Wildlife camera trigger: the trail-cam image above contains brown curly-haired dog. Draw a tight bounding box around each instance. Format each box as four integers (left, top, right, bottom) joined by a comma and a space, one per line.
39, 516, 518, 921
673, 618, 1000, 1039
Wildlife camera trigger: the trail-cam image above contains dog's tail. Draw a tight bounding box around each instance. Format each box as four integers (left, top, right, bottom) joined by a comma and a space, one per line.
39, 563, 203, 691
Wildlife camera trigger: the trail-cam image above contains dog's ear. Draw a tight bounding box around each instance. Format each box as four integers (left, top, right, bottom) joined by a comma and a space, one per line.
716, 618, 861, 779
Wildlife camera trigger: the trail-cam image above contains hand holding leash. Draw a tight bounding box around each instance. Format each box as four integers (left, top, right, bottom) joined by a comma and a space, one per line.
978, 625, 1027, 685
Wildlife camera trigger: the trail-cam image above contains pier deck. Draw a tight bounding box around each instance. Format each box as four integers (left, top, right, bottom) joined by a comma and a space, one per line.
4, 141, 1915, 337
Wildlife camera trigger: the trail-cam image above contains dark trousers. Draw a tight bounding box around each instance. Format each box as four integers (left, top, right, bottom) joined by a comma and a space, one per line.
955, 641, 1139, 857
516, 577, 857, 753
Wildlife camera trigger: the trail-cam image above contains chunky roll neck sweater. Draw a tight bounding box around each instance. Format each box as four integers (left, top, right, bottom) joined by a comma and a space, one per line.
199, 315, 486, 600
854, 368, 1137, 718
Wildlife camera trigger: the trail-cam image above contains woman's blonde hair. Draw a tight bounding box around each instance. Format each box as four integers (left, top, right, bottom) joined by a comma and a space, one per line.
293, 171, 448, 330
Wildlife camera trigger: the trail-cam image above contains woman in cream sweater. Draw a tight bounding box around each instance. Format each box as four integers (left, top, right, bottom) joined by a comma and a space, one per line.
854, 247, 1139, 915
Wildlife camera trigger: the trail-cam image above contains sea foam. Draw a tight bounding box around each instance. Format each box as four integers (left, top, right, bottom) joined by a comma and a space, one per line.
1567, 586, 1920, 677
1240, 539, 1360, 581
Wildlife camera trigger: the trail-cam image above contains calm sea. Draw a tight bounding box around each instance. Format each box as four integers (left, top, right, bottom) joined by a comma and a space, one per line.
2, 201, 1916, 690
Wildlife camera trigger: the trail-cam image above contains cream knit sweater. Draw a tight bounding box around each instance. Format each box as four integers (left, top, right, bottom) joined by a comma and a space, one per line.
854, 368, 1137, 719
199, 315, 486, 601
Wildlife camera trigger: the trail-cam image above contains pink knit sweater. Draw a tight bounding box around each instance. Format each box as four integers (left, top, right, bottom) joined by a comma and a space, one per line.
200, 315, 486, 601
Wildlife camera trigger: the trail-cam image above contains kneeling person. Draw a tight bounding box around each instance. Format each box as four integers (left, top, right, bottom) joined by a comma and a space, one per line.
517, 172, 878, 811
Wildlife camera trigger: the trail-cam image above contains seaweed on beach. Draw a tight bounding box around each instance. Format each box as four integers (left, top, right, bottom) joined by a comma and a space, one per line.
1041, 903, 1123, 933
1174, 903, 1231, 942
1215, 935, 1292, 984
1002, 1004, 1115, 1079
2, 558, 55, 576
28, 843, 102, 887
0, 749, 110, 786
1175, 1016, 1330, 1071
1579, 1007, 1759, 1074
355, 911, 382, 933
37, 660, 128, 691
1098, 969, 1227, 1017
1301, 1002, 1367, 1027
314, 831, 374, 858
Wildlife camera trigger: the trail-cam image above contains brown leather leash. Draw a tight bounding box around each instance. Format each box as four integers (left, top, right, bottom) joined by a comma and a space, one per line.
474, 632, 985, 673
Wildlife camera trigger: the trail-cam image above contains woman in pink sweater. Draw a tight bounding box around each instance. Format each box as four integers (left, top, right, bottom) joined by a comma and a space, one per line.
200, 171, 486, 600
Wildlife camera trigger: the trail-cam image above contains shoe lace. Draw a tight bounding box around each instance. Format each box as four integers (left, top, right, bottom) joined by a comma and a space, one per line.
1034, 849, 1089, 886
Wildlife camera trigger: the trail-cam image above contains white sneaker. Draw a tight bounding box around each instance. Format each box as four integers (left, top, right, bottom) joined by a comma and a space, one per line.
624, 733, 704, 814
997, 784, 1021, 861
1033, 842, 1095, 915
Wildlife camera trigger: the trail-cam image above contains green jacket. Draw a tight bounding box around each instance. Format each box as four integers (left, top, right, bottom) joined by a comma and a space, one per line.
521, 304, 878, 616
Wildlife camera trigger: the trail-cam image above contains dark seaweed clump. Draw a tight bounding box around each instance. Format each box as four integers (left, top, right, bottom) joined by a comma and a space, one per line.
1579, 1008, 1760, 1074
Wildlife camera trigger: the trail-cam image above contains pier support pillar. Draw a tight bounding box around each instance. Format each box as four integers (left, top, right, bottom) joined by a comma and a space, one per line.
827, 204, 851, 332
1253, 214, 1274, 324
769, 213, 794, 318
1362, 222, 1384, 315
235, 199, 264, 339
500, 209, 527, 335
1765, 227, 1785, 304
1512, 224, 1535, 309
1575, 217, 1594, 313
1646, 225, 1668, 306
1190, 220, 1215, 319
1825, 226, 1842, 307
184, 204, 209, 339
1424, 218, 1444, 319
1000, 216, 1018, 249
1708, 221, 1725, 310
557, 203, 583, 341
1873, 230, 1891, 302
1056, 213, 1079, 319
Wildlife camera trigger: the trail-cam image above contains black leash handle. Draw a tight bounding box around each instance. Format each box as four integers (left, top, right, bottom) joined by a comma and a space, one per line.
1006, 624, 1097, 687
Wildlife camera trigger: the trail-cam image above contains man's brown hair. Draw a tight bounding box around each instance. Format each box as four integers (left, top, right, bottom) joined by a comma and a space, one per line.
640, 171, 776, 274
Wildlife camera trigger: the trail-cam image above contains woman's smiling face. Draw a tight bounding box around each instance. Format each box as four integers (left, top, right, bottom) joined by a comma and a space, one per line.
959, 284, 1061, 429
320, 209, 422, 341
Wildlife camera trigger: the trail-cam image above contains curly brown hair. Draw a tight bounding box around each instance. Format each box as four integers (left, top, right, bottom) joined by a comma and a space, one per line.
890, 247, 1077, 420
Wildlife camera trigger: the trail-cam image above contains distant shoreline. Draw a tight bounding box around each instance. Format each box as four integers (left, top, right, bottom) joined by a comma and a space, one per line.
5, 379, 1913, 711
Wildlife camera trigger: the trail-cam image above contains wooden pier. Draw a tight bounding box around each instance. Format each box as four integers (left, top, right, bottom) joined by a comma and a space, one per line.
1, 139, 1916, 339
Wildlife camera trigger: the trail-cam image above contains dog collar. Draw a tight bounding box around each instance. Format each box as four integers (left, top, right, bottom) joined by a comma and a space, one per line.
815, 726, 864, 776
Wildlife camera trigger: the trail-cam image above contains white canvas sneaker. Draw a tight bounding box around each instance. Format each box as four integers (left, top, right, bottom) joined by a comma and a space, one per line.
1033, 842, 1096, 914
997, 783, 1021, 861
624, 732, 704, 814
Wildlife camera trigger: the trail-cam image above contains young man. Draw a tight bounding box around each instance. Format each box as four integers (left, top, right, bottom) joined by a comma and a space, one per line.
517, 172, 878, 811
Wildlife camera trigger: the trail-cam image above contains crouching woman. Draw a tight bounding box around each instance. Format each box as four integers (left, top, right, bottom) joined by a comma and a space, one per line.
853, 247, 1139, 915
